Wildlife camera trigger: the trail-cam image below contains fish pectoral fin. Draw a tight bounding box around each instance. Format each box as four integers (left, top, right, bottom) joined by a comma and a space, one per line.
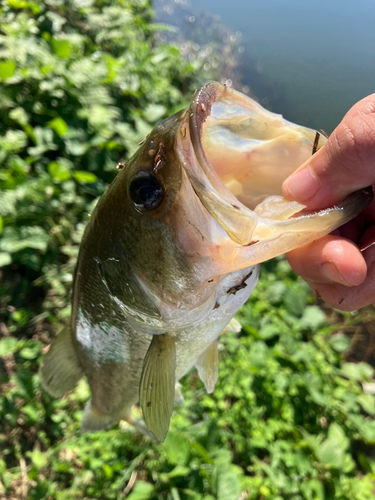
196, 339, 218, 394
139, 334, 176, 443
39, 327, 83, 398
81, 400, 118, 432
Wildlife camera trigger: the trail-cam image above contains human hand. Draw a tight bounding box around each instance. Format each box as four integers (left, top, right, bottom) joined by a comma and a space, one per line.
282, 94, 375, 311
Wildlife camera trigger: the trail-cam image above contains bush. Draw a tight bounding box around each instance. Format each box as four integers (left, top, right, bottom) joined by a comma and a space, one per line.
0, 0, 209, 332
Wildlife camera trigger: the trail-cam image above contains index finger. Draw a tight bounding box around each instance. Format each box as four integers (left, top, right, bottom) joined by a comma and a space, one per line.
282, 94, 375, 211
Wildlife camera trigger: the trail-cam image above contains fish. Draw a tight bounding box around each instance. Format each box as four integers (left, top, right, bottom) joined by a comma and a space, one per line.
39, 81, 372, 442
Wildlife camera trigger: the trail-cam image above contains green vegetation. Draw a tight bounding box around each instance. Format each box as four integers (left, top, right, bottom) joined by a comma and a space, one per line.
0, 1, 374, 499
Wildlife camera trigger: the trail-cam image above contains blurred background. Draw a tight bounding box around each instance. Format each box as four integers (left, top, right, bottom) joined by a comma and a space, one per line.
155, 0, 375, 133
0, 1, 374, 499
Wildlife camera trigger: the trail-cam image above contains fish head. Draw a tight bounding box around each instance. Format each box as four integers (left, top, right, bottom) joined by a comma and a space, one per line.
90, 82, 372, 328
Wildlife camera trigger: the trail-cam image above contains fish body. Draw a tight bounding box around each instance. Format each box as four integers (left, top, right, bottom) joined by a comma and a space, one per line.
40, 82, 372, 441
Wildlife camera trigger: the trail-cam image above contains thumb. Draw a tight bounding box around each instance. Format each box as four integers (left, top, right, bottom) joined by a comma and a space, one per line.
282, 94, 375, 210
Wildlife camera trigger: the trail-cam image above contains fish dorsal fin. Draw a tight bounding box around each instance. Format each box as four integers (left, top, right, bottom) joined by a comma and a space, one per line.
139, 334, 176, 442
39, 327, 83, 398
196, 339, 218, 394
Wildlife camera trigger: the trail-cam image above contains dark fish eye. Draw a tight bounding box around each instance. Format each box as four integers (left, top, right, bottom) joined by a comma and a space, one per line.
129, 172, 164, 210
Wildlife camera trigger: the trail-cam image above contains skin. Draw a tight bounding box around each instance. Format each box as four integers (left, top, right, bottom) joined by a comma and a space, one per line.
282, 94, 375, 311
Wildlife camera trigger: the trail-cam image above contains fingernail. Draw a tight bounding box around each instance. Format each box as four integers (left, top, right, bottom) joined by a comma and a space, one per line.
320, 262, 352, 286
284, 166, 320, 202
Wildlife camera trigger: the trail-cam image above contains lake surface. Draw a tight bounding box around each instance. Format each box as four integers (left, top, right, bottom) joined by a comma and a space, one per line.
161, 0, 375, 133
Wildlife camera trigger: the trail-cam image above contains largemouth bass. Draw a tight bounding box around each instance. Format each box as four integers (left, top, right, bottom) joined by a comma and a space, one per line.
40, 82, 372, 442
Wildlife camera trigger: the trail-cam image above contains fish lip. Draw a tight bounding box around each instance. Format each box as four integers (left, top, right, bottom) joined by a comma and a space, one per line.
189, 81, 223, 179
187, 81, 251, 212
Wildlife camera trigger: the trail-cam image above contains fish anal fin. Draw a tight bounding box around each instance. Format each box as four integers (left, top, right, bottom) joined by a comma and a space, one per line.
223, 317, 242, 334
174, 382, 184, 405
196, 339, 218, 394
81, 400, 118, 432
120, 409, 158, 441
139, 334, 176, 443
39, 327, 83, 398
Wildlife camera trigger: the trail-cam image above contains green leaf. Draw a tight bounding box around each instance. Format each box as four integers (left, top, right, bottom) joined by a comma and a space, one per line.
352, 416, 375, 444
126, 481, 154, 500
48, 117, 68, 137
0, 226, 49, 253
30, 449, 47, 469
248, 341, 268, 368
316, 437, 344, 468
341, 362, 374, 381
0, 337, 18, 356
23, 404, 39, 422
11, 308, 30, 327
51, 38, 72, 58
312, 424, 349, 469
48, 161, 71, 182
330, 333, 350, 352
328, 423, 349, 452
19, 347, 39, 359
9, 107, 29, 126
0, 61, 16, 81
283, 287, 306, 316
301, 479, 325, 500
73, 171, 98, 184
266, 280, 287, 304
102, 464, 113, 479
0, 252, 11, 267
215, 465, 240, 500
357, 394, 375, 416
300, 306, 327, 330
166, 466, 190, 478
144, 103, 166, 122
305, 373, 326, 405
163, 432, 190, 465
65, 139, 88, 156
259, 323, 279, 340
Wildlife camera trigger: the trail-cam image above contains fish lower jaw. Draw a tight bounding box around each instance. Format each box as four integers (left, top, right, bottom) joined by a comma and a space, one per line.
182, 82, 373, 264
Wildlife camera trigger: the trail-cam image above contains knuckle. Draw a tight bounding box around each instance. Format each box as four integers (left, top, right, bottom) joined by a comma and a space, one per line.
328, 112, 375, 179
330, 121, 361, 171
356, 93, 375, 115
286, 250, 306, 276
313, 284, 353, 311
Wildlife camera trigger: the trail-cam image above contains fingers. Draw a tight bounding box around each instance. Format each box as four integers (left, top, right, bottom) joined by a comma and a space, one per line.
282, 93, 375, 311
286, 235, 367, 286
282, 94, 375, 211
300, 245, 375, 312
286, 238, 375, 312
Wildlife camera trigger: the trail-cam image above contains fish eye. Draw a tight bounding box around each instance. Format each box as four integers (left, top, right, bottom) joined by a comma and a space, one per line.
129, 171, 164, 210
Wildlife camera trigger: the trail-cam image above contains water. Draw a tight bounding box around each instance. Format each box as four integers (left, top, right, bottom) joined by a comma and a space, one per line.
166, 0, 375, 133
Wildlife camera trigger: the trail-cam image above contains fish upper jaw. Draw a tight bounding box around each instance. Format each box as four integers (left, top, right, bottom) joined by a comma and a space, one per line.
176, 81, 373, 273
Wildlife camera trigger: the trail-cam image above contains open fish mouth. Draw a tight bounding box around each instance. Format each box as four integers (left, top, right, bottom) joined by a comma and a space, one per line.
182, 81, 372, 267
